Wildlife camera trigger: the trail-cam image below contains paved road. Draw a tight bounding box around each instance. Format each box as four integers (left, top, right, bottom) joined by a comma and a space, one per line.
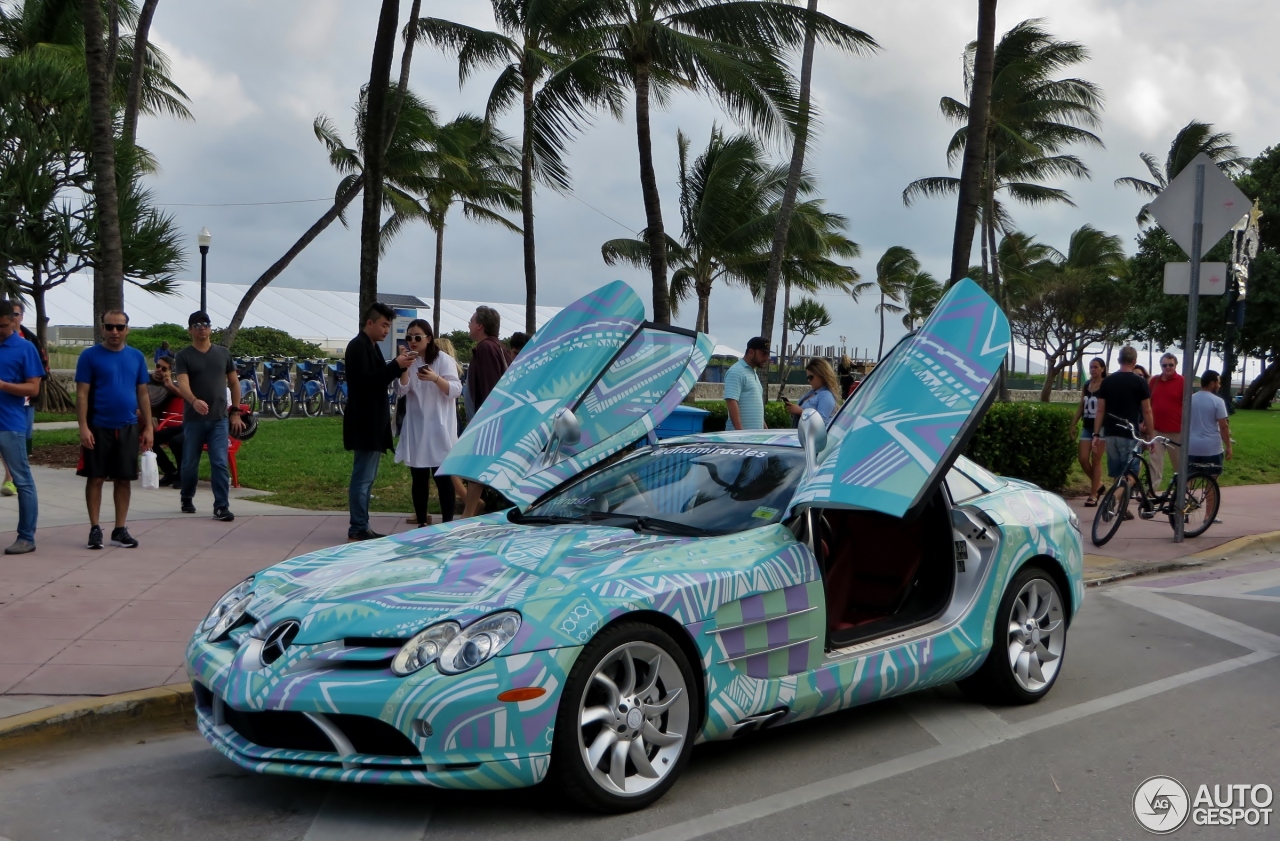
1, 556, 1277, 841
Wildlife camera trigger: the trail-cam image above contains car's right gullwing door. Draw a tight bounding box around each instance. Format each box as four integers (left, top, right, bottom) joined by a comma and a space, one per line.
787, 278, 1011, 520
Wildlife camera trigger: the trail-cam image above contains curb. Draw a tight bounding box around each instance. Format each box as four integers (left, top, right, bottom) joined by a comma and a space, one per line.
1083, 529, 1280, 588
0, 683, 194, 752
1188, 529, 1280, 560
1085, 559, 1205, 588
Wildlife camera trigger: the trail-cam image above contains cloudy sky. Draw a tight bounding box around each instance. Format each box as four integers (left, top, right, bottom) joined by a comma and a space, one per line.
134, 0, 1279, 358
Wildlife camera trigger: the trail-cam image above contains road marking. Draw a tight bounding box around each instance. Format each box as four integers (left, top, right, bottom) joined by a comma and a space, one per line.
1106, 586, 1280, 653
303, 787, 431, 841
623, 588, 1277, 841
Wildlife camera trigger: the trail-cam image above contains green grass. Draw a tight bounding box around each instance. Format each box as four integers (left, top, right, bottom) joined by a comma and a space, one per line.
34, 411, 76, 423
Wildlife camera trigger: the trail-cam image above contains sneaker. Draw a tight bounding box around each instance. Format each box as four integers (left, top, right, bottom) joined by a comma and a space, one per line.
181, 499, 196, 514
347, 529, 384, 541
0, 481, 14, 497
213, 506, 235, 522
110, 527, 139, 548
1121, 509, 1134, 521
4, 539, 35, 555
87, 525, 103, 550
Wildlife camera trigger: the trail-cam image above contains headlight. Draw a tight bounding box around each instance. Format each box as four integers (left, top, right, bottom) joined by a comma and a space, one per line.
437, 611, 521, 675
391, 621, 460, 676
202, 577, 254, 641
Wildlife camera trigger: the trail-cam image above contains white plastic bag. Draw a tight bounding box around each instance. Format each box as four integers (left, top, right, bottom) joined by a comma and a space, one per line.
140, 450, 160, 490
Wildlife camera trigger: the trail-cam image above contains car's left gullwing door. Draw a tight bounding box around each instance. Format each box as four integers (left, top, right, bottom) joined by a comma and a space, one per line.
788, 277, 1010, 520
440, 281, 715, 508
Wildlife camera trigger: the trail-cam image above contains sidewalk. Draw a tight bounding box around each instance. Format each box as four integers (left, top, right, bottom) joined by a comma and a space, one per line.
2, 466, 1277, 724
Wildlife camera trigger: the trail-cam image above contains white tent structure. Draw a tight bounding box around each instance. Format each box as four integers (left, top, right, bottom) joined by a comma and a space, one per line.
39, 277, 563, 354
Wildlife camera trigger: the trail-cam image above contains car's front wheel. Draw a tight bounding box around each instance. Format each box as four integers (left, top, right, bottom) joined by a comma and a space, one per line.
959, 566, 1068, 705
551, 622, 698, 812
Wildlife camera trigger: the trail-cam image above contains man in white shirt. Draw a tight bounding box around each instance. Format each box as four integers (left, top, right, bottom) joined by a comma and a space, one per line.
1187, 370, 1232, 476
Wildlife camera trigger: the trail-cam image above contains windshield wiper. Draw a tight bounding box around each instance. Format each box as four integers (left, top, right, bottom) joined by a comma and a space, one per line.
508, 511, 588, 525
582, 512, 707, 536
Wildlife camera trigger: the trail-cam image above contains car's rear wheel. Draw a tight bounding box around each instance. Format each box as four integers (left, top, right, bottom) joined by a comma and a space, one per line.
959, 566, 1067, 705
551, 622, 697, 812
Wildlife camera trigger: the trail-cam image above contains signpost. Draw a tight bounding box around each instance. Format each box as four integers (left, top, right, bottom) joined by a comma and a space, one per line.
1147, 153, 1251, 542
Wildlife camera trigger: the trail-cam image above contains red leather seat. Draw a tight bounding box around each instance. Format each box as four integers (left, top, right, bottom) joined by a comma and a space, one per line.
823, 510, 922, 630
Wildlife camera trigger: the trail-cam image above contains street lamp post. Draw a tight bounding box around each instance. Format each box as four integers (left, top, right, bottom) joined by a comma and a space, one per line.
198, 227, 212, 313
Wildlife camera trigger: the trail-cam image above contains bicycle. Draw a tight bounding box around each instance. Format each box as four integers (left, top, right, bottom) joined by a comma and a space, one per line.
235, 357, 269, 415
1091, 416, 1221, 547
260, 359, 295, 419
294, 359, 328, 418
325, 360, 347, 416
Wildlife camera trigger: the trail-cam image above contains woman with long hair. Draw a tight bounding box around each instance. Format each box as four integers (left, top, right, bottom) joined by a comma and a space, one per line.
786, 358, 841, 424
431, 336, 467, 511
837, 353, 855, 398
1071, 356, 1107, 505
394, 319, 462, 526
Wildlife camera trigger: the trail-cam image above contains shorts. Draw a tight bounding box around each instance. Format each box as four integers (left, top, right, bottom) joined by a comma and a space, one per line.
1189, 453, 1224, 476
1104, 435, 1139, 479
77, 423, 140, 481
1079, 425, 1098, 442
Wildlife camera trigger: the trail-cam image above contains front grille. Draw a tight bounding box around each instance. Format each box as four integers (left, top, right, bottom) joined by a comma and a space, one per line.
328, 714, 420, 757
207, 698, 421, 757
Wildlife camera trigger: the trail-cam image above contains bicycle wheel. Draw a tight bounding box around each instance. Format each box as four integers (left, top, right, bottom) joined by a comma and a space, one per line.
269, 381, 293, 419
243, 384, 260, 415
301, 381, 325, 417
332, 383, 347, 416
1092, 481, 1129, 547
1170, 473, 1220, 538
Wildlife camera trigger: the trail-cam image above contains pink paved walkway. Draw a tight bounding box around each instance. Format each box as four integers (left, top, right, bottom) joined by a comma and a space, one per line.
0, 514, 420, 701
1066, 482, 1280, 563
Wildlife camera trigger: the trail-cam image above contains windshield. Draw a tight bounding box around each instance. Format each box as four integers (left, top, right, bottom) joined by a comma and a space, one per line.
520, 443, 806, 535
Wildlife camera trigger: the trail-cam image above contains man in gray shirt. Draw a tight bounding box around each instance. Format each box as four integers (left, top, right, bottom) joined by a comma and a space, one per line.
174, 310, 244, 521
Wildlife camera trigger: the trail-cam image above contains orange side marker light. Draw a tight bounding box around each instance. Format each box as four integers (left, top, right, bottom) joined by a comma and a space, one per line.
497, 687, 547, 703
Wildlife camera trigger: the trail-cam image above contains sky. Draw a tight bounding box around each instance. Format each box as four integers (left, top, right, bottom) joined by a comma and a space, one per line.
129, 0, 1280, 366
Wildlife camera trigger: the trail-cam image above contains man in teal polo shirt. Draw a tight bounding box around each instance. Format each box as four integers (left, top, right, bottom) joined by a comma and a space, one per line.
724, 336, 769, 431
0, 301, 44, 554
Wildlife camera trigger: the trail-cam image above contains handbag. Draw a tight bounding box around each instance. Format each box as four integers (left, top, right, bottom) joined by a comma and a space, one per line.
140, 450, 160, 490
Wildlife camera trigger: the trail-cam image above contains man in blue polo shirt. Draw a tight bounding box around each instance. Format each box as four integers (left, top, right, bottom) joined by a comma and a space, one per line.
75, 310, 152, 550
0, 300, 45, 554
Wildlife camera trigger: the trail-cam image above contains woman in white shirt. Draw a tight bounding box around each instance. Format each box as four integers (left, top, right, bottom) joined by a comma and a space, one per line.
395, 320, 462, 526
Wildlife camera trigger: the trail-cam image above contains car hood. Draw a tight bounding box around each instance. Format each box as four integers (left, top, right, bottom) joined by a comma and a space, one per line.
244, 515, 704, 645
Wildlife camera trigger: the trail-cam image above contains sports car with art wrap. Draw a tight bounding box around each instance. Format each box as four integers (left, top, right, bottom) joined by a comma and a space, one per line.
186, 278, 1083, 811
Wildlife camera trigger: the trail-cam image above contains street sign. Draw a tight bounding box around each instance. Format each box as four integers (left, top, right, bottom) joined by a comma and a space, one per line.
1148, 153, 1250, 257
1163, 262, 1227, 295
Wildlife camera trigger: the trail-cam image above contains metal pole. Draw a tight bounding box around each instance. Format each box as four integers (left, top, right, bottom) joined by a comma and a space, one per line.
199, 245, 209, 313
1174, 164, 1205, 543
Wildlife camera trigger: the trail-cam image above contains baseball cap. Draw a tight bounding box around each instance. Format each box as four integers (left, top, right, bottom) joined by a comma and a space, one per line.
188, 310, 212, 327
746, 336, 769, 353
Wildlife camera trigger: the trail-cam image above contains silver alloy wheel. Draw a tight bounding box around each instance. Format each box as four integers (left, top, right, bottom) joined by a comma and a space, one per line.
577, 640, 690, 796
1005, 578, 1065, 693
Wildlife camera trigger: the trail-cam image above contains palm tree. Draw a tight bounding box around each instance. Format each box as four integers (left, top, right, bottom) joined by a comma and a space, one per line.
900, 271, 942, 331
757, 0, 879, 348
949, 0, 997, 287
586, 0, 875, 324
1115, 119, 1249, 223
904, 19, 1102, 304
996, 230, 1059, 374
388, 116, 523, 336
357, 0, 403, 323
859, 246, 919, 360
416, 0, 625, 333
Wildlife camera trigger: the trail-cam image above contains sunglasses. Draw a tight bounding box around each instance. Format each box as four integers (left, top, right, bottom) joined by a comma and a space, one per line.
103, 323, 128, 332
190, 322, 211, 329
806, 374, 817, 381
1160, 363, 1176, 368
405, 334, 428, 342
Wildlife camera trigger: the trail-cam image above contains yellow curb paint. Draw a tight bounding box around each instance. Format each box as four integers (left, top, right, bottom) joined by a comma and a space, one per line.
0, 682, 194, 751
1189, 530, 1280, 560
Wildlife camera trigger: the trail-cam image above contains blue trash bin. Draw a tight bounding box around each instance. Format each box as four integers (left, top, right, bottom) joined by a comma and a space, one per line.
654, 405, 711, 439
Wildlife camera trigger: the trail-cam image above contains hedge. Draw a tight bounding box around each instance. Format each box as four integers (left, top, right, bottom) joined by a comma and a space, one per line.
692, 398, 1077, 492
965, 401, 1076, 492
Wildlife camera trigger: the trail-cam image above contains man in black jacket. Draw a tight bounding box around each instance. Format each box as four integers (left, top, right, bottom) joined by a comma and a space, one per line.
344, 303, 413, 540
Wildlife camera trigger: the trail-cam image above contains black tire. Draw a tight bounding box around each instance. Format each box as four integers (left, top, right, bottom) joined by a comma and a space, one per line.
959, 565, 1068, 705
243, 384, 260, 415
269, 382, 292, 419
301, 381, 325, 418
551, 622, 699, 813
1091, 481, 1128, 547
332, 384, 347, 416
1169, 473, 1220, 538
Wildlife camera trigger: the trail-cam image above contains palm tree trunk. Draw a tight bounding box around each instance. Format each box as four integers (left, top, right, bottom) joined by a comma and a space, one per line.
358, 0, 401, 326
633, 63, 670, 324
221, 180, 362, 348
695, 279, 711, 335
433, 221, 445, 337
521, 69, 538, 335
122, 0, 160, 148
81, 0, 124, 338
758, 0, 818, 347
948, 0, 997, 286
777, 279, 793, 399
877, 292, 886, 360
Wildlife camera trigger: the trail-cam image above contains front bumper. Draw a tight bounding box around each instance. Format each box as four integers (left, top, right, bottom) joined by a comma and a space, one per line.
187, 628, 581, 789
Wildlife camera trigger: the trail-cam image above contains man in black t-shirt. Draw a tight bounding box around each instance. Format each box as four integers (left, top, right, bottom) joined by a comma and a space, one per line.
1092, 346, 1155, 497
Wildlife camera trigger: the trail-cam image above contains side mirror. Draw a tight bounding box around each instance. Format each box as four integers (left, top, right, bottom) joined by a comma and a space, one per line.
538, 407, 581, 468
796, 408, 827, 474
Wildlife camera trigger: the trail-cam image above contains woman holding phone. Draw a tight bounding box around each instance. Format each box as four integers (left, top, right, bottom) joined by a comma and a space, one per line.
394, 319, 462, 526
785, 358, 841, 424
